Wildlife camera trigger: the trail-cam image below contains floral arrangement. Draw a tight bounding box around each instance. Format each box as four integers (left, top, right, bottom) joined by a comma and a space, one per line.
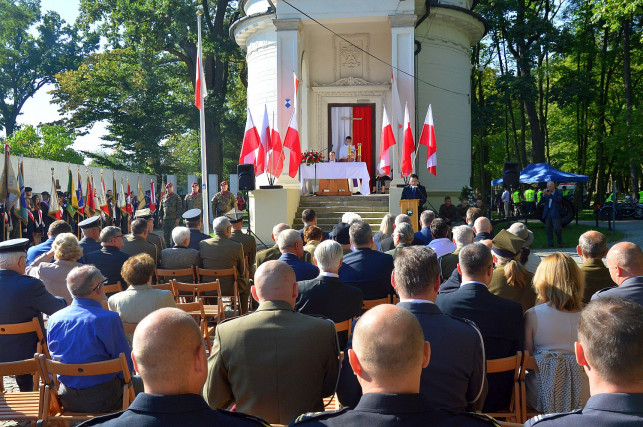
301, 150, 324, 165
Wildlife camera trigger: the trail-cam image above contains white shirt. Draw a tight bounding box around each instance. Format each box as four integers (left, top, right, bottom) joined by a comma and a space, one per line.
502, 190, 510, 202
319, 271, 339, 278
427, 238, 457, 258
338, 143, 351, 159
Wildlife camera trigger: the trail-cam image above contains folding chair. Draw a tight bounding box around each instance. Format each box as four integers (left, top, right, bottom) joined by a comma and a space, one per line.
197, 267, 240, 316
0, 317, 50, 389
155, 267, 196, 284
519, 351, 541, 423
37, 353, 135, 425
103, 282, 123, 295
151, 282, 179, 300
171, 280, 225, 325
362, 297, 391, 311
0, 357, 43, 423
175, 299, 213, 354
485, 351, 522, 423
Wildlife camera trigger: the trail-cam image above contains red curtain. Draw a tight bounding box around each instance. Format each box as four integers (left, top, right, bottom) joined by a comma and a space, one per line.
352, 106, 373, 189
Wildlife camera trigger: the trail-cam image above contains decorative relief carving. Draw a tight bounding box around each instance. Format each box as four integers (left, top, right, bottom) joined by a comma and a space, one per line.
333, 34, 370, 81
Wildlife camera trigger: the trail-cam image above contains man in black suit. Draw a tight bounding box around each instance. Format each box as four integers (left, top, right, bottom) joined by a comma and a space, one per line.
436, 242, 523, 412
592, 241, 643, 306
337, 245, 486, 411
400, 173, 427, 212
85, 226, 130, 288
298, 208, 329, 242
295, 240, 363, 349
339, 221, 394, 300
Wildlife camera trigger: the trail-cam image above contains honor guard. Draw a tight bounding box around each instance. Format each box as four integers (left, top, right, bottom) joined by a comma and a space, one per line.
159, 183, 182, 247
226, 208, 256, 282
184, 182, 203, 211
211, 181, 236, 218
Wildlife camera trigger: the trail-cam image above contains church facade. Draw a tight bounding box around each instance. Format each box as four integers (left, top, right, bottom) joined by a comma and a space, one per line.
231, 0, 485, 238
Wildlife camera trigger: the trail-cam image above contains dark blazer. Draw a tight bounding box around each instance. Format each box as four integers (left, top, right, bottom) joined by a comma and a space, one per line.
473, 232, 493, 242
255, 244, 282, 269
379, 235, 424, 253
337, 301, 486, 412
85, 246, 130, 286
436, 281, 523, 412
0, 270, 66, 363
580, 258, 616, 303
26, 237, 54, 265
79, 237, 102, 258
401, 184, 427, 210
591, 276, 643, 306
541, 189, 563, 219
439, 268, 462, 293
187, 228, 211, 251
338, 248, 394, 300
279, 252, 319, 282
414, 226, 432, 245
78, 392, 268, 426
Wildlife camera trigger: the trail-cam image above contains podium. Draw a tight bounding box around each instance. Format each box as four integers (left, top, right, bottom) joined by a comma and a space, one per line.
317, 179, 351, 196
399, 199, 420, 232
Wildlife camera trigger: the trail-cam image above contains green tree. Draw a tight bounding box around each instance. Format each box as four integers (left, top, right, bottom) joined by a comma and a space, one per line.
0, 0, 97, 136
5, 124, 84, 163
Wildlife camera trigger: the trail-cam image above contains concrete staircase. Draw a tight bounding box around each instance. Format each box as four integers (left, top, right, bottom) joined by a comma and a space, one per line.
292, 195, 390, 232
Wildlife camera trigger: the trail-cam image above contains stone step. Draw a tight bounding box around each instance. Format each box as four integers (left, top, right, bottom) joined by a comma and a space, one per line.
299, 195, 389, 205
292, 193, 389, 231
295, 206, 390, 215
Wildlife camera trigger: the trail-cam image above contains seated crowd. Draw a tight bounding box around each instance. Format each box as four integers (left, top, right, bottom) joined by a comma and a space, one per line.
1, 204, 642, 426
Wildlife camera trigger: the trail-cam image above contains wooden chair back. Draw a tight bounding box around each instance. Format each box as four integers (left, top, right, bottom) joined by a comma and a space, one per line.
197, 267, 240, 316
334, 318, 352, 335
156, 267, 196, 284
172, 280, 224, 321
37, 352, 134, 423
485, 351, 522, 423
519, 351, 541, 422
176, 299, 212, 354
391, 295, 400, 305
0, 317, 50, 388
0, 357, 43, 421
103, 282, 123, 294
362, 297, 391, 311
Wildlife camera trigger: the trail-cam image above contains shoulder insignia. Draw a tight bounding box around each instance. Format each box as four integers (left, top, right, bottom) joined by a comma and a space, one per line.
292, 408, 348, 424
217, 409, 270, 426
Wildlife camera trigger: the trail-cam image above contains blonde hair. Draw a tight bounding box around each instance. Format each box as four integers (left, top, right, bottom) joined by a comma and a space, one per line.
53, 233, 83, 261
533, 252, 584, 311
495, 255, 532, 289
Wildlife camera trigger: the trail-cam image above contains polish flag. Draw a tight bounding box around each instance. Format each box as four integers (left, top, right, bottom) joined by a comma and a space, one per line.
257, 105, 269, 175
149, 181, 156, 213
378, 105, 396, 176
195, 33, 207, 109
418, 104, 437, 176
400, 102, 415, 177
283, 72, 301, 178
239, 108, 262, 174
267, 115, 284, 177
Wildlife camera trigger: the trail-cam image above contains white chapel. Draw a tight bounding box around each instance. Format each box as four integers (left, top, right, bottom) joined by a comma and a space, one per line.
231, 0, 485, 240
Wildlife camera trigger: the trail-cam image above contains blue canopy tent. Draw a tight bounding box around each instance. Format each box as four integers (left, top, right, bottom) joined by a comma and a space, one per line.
491, 163, 589, 186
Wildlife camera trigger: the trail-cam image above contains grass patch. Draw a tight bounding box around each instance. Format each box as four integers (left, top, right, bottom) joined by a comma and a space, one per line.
491, 220, 624, 249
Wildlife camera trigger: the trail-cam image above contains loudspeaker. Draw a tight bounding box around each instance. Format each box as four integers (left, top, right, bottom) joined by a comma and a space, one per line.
503, 162, 521, 188
237, 164, 255, 191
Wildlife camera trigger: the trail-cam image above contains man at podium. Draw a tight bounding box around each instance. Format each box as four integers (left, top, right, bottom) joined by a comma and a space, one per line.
401, 174, 427, 212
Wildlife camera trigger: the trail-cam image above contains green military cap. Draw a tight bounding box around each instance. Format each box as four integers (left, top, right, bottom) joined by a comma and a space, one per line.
0, 238, 30, 254
491, 229, 524, 259
135, 208, 153, 220
225, 208, 245, 223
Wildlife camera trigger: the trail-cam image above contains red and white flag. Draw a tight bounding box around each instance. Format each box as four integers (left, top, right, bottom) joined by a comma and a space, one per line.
283, 72, 301, 178
378, 105, 396, 176
257, 105, 270, 174
400, 102, 415, 177
149, 180, 156, 213
267, 114, 284, 177
391, 73, 403, 130
48, 172, 61, 220
418, 104, 437, 176
194, 20, 207, 109
239, 108, 262, 174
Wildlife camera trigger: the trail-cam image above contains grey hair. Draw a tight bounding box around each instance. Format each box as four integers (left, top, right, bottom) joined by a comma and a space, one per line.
278, 229, 301, 251
172, 226, 191, 246
272, 223, 290, 240
342, 212, 362, 224
393, 223, 414, 244
579, 231, 608, 259
213, 217, 231, 234
100, 226, 122, 243
452, 225, 474, 248
420, 210, 435, 226
314, 240, 343, 272
0, 252, 24, 269
395, 214, 411, 226
67, 265, 104, 298
349, 221, 373, 248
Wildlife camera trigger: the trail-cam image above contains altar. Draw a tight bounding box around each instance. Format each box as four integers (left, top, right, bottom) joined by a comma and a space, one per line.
299, 162, 371, 196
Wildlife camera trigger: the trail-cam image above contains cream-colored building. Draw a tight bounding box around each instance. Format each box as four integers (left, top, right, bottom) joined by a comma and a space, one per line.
231, 0, 485, 241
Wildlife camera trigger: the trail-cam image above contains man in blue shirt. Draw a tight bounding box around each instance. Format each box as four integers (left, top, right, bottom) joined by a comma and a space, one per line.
277, 229, 319, 281
26, 220, 72, 265
47, 265, 143, 413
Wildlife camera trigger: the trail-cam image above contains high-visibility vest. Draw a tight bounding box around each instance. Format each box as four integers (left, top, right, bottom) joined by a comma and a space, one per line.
512, 191, 521, 203
606, 193, 613, 203
639, 190, 643, 201
563, 189, 570, 196
524, 189, 535, 202
537, 190, 543, 203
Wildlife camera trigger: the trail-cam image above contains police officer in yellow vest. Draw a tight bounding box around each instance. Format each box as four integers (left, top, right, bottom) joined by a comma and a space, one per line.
562, 185, 571, 197
537, 188, 544, 204
524, 186, 536, 215
512, 188, 522, 216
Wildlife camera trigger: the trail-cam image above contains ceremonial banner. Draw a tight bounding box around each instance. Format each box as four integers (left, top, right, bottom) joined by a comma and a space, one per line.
283, 72, 301, 178
400, 102, 415, 177
48, 171, 61, 220
67, 168, 78, 216
418, 104, 437, 176
378, 105, 396, 176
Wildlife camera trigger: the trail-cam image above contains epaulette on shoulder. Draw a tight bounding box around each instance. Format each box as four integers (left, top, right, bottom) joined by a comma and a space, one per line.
217, 409, 271, 426
525, 410, 581, 425
292, 408, 348, 424
443, 410, 500, 425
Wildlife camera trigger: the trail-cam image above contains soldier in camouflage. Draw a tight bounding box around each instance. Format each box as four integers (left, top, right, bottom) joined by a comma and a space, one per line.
184, 182, 203, 212
211, 181, 236, 218
159, 183, 182, 247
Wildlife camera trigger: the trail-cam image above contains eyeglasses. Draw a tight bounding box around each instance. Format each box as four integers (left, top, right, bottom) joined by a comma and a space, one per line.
92, 279, 108, 292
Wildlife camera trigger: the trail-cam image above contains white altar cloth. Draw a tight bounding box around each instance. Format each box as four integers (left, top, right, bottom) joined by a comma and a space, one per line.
299, 162, 371, 195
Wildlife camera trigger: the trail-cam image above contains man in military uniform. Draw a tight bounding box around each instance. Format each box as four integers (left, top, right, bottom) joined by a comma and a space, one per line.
294, 304, 495, 426
182, 209, 210, 250
211, 181, 236, 218
184, 182, 203, 212
227, 208, 256, 283
526, 297, 643, 426
524, 186, 536, 215
78, 216, 103, 256
255, 223, 290, 269
122, 218, 159, 266
159, 182, 182, 247
135, 208, 165, 255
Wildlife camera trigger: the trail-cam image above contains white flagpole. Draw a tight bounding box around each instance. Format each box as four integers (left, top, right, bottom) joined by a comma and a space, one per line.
197, 12, 210, 234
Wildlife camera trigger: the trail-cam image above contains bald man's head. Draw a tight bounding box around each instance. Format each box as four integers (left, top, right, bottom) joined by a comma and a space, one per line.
352, 305, 426, 384
133, 308, 205, 393
252, 260, 297, 305
473, 217, 492, 234
606, 242, 643, 284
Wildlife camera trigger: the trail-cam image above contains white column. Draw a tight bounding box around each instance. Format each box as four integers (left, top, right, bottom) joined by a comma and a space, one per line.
274, 18, 302, 187
389, 13, 417, 185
